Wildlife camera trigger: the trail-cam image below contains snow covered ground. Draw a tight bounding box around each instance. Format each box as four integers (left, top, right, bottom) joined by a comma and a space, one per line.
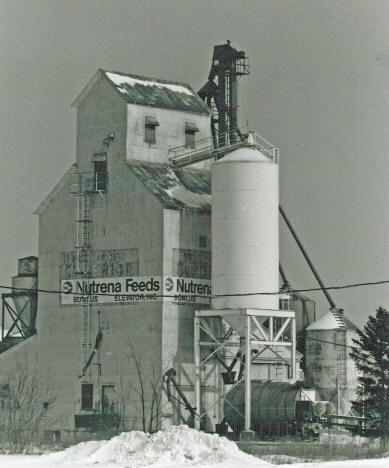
0, 425, 388, 468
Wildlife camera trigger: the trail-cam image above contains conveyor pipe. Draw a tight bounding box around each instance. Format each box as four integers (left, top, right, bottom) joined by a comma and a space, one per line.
279, 206, 336, 309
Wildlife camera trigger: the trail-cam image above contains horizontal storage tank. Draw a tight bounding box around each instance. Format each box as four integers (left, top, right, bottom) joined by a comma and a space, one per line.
224, 380, 315, 433
212, 147, 279, 310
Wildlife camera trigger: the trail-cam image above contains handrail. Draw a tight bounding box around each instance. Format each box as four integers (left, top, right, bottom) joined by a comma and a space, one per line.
168, 131, 279, 168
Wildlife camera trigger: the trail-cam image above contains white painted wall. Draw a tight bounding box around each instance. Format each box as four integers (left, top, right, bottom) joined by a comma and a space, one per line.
126, 103, 211, 164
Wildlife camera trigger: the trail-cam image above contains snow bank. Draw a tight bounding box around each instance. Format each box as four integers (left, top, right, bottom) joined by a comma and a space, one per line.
45, 425, 268, 467
319, 431, 381, 447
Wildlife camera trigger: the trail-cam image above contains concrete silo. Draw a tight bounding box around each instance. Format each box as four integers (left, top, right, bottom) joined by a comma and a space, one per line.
304, 309, 358, 415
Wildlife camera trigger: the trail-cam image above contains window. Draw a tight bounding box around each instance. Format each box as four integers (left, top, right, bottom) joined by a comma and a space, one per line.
145, 116, 160, 144
185, 122, 199, 148
94, 161, 107, 192
81, 383, 93, 410
279, 298, 290, 310
199, 236, 207, 248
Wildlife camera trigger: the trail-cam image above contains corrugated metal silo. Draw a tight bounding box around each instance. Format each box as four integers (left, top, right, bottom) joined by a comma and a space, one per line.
305, 309, 358, 415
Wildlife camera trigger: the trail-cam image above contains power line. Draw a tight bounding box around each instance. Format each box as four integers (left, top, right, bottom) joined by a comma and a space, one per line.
1, 278, 389, 299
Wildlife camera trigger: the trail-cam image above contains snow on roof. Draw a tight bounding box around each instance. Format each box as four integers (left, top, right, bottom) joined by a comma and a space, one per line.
106, 72, 193, 96
127, 160, 210, 210
72, 69, 210, 115
306, 309, 357, 331
104, 70, 210, 114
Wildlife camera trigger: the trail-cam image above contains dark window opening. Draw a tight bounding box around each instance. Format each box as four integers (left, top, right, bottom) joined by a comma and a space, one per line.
145, 116, 160, 144
94, 161, 107, 192
279, 298, 290, 310
199, 236, 207, 248
185, 131, 195, 148
185, 122, 199, 148
81, 383, 93, 410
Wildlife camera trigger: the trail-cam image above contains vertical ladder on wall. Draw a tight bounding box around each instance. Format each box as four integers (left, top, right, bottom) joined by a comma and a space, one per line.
336, 330, 347, 411
75, 187, 92, 378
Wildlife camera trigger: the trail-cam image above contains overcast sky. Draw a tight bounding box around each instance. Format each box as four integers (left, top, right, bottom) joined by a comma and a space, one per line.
1, 0, 389, 327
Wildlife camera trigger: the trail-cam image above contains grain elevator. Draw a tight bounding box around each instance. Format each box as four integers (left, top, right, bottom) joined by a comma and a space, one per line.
0, 42, 359, 443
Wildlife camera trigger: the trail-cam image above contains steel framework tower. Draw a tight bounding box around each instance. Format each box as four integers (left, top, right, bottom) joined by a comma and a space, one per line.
198, 41, 250, 148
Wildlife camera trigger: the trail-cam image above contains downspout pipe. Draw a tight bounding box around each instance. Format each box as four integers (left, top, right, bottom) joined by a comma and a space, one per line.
279, 205, 336, 309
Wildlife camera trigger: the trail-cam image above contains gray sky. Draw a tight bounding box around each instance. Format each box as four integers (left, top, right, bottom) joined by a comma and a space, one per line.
1, 0, 389, 327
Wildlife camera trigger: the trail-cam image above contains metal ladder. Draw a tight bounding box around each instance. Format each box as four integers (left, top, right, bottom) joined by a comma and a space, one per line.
336, 330, 347, 389
275, 348, 284, 380
75, 188, 92, 378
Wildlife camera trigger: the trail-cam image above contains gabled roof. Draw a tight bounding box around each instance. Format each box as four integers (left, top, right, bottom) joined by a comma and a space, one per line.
306, 309, 357, 331
72, 69, 210, 115
127, 160, 211, 210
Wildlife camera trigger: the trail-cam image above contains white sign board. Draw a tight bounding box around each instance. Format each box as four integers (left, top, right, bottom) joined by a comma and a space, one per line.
61, 276, 211, 305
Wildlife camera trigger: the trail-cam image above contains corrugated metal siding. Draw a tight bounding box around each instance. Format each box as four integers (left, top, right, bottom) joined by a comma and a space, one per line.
127, 160, 211, 210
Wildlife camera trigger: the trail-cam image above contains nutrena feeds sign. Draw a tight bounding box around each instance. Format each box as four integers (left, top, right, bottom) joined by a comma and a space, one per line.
61, 276, 211, 305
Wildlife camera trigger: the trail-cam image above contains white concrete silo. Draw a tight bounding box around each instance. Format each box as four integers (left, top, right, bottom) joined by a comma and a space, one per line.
212, 146, 279, 311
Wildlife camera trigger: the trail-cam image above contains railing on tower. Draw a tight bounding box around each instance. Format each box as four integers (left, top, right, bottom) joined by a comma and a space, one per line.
168, 131, 279, 169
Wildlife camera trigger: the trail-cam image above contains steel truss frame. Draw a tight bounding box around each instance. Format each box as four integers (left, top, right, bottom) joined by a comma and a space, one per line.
1, 292, 36, 352
194, 308, 296, 433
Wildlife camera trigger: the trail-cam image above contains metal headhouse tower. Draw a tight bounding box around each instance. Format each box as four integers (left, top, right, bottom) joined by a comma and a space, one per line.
198, 41, 250, 148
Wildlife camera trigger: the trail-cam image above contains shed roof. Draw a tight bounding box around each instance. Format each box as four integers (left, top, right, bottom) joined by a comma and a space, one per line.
306, 309, 357, 331
127, 160, 211, 210
72, 69, 210, 115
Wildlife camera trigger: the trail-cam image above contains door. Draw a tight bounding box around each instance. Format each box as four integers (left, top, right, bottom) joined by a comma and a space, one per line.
102, 385, 115, 414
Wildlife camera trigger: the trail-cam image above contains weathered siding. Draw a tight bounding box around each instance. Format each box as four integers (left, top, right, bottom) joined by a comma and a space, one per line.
126, 103, 211, 164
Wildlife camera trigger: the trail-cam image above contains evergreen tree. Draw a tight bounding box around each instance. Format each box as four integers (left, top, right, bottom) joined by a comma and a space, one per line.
350, 307, 389, 443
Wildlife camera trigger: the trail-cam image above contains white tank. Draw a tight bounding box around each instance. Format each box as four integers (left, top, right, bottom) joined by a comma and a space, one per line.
212, 147, 279, 310
11, 275, 37, 335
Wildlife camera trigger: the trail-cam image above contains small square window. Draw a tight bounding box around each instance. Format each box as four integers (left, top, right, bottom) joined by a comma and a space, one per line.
185, 132, 195, 149
199, 236, 207, 248
279, 298, 290, 310
185, 122, 199, 149
94, 161, 107, 192
145, 125, 156, 144
145, 116, 159, 144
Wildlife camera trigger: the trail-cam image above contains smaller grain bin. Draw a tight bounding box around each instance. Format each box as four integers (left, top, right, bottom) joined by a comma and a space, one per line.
304, 309, 358, 415
11, 256, 38, 336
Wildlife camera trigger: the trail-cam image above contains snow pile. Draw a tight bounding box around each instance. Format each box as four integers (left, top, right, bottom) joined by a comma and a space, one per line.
45, 425, 268, 467
319, 430, 380, 447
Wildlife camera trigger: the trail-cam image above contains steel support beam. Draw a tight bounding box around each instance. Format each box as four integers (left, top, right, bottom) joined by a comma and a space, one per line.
291, 318, 296, 379
194, 316, 201, 430
194, 308, 297, 436
244, 315, 252, 431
